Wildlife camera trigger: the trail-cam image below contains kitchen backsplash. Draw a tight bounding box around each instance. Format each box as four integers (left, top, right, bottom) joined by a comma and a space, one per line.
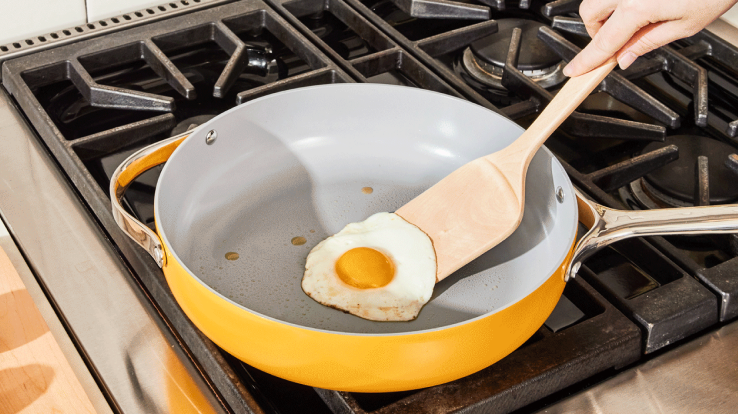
85, 0, 176, 21
1, 1, 738, 53
0, 0, 86, 45
0, 0, 172, 45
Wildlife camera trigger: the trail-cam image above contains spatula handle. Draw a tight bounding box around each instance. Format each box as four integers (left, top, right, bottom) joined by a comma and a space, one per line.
496, 57, 618, 165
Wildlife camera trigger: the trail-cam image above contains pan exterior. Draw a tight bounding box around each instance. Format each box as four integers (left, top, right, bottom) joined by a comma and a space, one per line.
160, 228, 573, 392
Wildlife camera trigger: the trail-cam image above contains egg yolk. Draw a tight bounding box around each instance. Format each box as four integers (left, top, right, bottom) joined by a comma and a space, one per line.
335, 247, 395, 289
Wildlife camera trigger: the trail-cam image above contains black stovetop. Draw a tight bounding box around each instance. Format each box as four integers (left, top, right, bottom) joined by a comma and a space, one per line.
3, 0, 738, 413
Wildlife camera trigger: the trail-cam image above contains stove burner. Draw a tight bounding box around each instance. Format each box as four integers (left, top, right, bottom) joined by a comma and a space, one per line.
171, 115, 216, 136
632, 135, 738, 207
471, 19, 560, 70
461, 19, 565, 90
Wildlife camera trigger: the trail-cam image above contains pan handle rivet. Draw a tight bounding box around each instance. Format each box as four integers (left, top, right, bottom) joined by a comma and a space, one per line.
556, 187, 565, 203
206, 130, 217, 145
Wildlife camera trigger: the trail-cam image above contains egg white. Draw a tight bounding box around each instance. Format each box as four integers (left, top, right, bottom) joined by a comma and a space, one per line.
301, 212, 437, 321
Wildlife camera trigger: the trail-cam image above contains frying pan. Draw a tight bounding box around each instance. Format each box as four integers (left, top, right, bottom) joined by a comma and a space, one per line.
111, 84, 738, 392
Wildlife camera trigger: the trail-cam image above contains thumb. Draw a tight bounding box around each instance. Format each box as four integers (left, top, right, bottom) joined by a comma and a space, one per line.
616, 20, 695, 69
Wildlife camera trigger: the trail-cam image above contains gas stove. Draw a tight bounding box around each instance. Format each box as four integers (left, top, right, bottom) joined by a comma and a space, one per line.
1, 0, 738, 413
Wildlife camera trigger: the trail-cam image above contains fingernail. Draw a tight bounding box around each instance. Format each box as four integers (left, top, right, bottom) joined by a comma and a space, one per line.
562, 63, 572, 77
618, 51, 637, 70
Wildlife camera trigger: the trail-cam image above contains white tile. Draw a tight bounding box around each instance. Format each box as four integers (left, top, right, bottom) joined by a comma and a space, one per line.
721, 4, 738, 29
0, 0, 86, 45
86, 0, 171, 21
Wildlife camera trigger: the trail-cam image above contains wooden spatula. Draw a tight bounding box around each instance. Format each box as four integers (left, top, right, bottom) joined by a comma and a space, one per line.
396, 58, 618, 282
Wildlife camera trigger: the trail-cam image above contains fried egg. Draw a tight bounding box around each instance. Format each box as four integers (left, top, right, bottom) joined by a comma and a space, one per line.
301, 212, 437, 321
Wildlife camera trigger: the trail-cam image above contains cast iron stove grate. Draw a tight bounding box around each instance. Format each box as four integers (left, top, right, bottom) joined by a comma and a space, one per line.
265, 0, 490, 106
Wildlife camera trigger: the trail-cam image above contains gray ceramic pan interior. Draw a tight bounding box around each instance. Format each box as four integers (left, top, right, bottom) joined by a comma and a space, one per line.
155, 84, 578, 334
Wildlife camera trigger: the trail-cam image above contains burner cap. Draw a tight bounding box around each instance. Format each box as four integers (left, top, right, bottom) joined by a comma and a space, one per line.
470, 19, 561, 72
643, 135, 738, 204
171, 115, 217, 136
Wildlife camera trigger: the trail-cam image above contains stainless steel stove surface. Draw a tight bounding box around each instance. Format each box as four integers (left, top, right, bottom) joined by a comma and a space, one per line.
2, 0, 738, 413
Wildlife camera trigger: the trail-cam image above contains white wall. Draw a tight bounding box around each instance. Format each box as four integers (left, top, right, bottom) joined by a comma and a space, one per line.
0, 0, 167, 45
0, 0, 86, 45
86, 0, 175, 22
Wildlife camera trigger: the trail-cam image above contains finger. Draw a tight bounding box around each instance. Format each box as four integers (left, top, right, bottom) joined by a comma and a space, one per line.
563, 6, 645, 77
579, 0, 618, 38
582, 12, 610, 39
616, 20, 698, 69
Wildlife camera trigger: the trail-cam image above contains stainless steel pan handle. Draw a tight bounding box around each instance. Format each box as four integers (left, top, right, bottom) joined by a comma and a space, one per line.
569, 189, 738, 280
109, 132, 189, 267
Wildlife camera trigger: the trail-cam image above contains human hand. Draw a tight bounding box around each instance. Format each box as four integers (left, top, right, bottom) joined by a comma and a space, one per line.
563, 0, 738, 77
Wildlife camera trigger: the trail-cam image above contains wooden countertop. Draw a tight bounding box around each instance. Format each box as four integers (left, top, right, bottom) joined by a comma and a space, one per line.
0, 246, 97, 413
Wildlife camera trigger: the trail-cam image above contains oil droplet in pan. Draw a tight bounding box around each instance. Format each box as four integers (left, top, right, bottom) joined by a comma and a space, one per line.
362, 187, 373, 194
225, 252, 240, 260
291, 236, 307, 246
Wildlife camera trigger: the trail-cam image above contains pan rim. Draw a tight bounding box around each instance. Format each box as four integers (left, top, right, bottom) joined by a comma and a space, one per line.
154, 83, 578, 337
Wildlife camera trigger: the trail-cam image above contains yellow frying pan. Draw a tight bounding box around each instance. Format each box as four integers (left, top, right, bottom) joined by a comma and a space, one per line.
111, 84, 738, 392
